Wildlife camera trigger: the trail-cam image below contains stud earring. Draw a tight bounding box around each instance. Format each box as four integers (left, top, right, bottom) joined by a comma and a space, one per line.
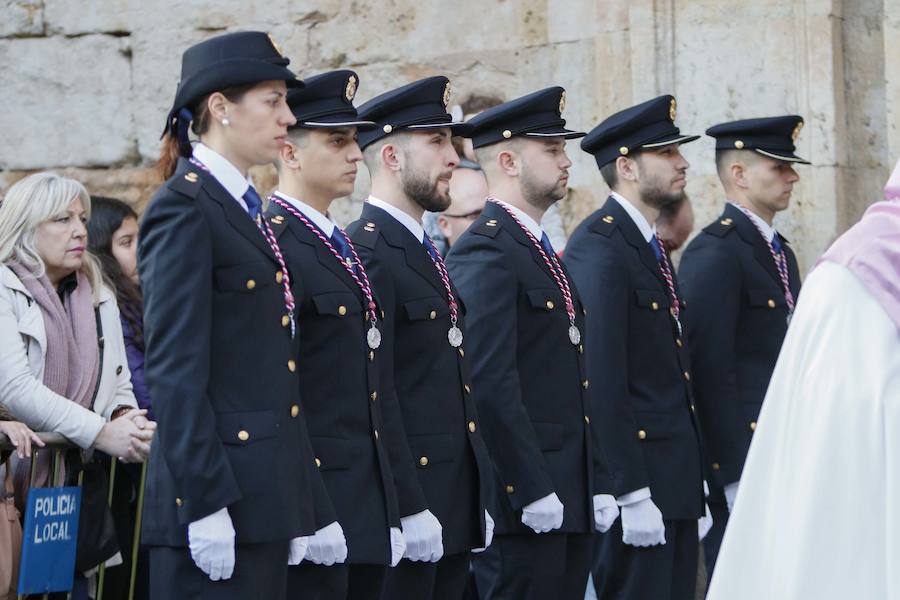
222, 118, 230, 127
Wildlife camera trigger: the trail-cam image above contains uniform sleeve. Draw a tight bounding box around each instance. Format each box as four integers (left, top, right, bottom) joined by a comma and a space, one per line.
139, 190, 242, 524
447, 242, 555, 510
565, 239, 650, 498
679, 240, 748, 485
355, 243, 429, 520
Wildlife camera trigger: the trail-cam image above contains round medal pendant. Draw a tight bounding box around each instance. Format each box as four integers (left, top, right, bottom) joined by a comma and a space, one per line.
568, 325, 581, 345
367, 326, 382, 350
448, 326, 464, 348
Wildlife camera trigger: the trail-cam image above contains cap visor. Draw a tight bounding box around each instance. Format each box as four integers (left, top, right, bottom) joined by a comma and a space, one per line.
523, 127, 586, 140
405, 121, 474, 137
754, 148, 811, 165
641, 134, 700, 149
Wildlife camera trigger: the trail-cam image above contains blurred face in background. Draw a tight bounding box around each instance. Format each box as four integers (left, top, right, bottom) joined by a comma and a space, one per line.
111, 216, 139, 284
438, 167, 488, 247
36, 196, 88, 285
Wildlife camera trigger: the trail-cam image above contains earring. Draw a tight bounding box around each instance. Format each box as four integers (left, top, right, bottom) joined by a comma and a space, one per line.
222, 118, 230, 127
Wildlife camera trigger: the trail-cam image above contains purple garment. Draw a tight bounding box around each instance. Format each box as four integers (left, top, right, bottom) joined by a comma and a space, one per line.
121, 315, 154, 419
817, 195, 900, 333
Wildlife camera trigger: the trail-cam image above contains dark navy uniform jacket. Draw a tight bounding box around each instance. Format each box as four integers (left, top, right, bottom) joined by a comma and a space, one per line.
445, 200, 607, 536
139, 158, 319, 546
564, 196, 704, 521
678, 202, 802, 487
266, 199, 424, 565
347, 202, 492, 555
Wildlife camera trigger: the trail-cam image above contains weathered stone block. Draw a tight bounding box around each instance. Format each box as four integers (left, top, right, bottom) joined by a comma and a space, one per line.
0, 0, 43, 37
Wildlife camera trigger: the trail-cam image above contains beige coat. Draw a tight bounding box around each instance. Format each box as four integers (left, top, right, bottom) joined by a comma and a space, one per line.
0, 265, 137, 448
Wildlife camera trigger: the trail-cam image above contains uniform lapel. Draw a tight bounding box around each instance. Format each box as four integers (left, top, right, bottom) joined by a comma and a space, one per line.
727, 204, 783, 288
603, 197, 665, 286
484, 201, 559, 284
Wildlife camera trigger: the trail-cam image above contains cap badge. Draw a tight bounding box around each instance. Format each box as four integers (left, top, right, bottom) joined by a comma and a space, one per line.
734, 140, 745, 149
442, 82, 452, 108
669, 98, 677, 122
792, 120, 804, 141
559, 91, 567, 114
267, 34, 284, 57
345, 75, 358, 102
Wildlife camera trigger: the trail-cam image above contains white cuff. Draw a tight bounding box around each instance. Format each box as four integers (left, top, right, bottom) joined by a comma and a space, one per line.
616, 487, 651, 507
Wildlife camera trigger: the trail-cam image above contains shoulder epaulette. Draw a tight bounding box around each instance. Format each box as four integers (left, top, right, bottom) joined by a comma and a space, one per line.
592, 213, 617, 238
703, 216, 736, 238
472, 217, 502, 238
166, 170, 203, 199
350, 220, 379, 249
267, 213, 288, 238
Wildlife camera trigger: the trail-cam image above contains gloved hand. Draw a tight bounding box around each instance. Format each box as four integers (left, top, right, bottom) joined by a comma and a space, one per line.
472, 510, 494, 553
724, 481, 739, 512
400, 509, 444, 562
287, 536, 309, 566
521, 492, 564, 533
303, 521, 348, 566
620, 497, 666, 547
188, 507, 235, 581
592, 494, 620, 533
389, 527, 405, 567
698, 503, 713, 541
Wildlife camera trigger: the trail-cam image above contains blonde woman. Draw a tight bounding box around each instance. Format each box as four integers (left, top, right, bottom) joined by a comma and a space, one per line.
0, 172, 154, 481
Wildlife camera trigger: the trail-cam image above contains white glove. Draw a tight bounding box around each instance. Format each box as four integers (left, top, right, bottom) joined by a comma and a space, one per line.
592, 494, 620, 533
521, 492, 564, 533
287, 536, 309, 566
620, 497, 666, 547
698, 503, 714, 540
389, 527, 405, 567
400, 509, 444, 562
472, 510, 494, 553
303, 521, 347, 566
724, 481, 739, 512
188, 507, 235, 581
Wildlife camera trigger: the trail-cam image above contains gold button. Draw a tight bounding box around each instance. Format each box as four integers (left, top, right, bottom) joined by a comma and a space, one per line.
468, 421, 476, 433
619, 146, 629, 155
502, 129, 512, 139
291, 405, 300, 418
464, 384, 471, 394
281, 315, 290, 327
505, 485, 515, 494
734, 140, 745, 149
288, 359, 297, 372
175, 497, 183, 506
364, 311, 369, 321
419, 456, 429, 466
690, 404, 696, 412
578, 344, 584, 354
315, 458, 321, 468
374, 429, 379, 440
381, 309, 385, 319
370, 391, 377, 401
712, 462, 721, 470
638, 429, 647, 440
676, 338, 683, 347
750, 421, 757, 431
584, 415, 590, 425
430, 310, 437, 320
458, 348, 465, 357
338, 305, 347, 316
684, 371, 691, 381
369, 351, 375, 361
383, 124, 393, 133
582, 380, 590, 389
238, 430, 249, 441
275, 271, 284, 284
767, 299, 776, 308
651, 301, 659, 311
246, 279, 256, 290
545, 300, 555, 310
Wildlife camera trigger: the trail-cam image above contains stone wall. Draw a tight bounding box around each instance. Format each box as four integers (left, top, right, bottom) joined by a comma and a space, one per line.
2, 0, 897, 272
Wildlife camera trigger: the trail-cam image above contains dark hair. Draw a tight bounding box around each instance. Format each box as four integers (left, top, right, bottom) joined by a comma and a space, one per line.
157, 83, 258, 180
87, 196, 145, 351
599, 160, 619, 188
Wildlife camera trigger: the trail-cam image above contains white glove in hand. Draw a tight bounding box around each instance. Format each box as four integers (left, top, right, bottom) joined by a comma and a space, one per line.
400, 509, 444, 562
620, 498, 666, 547
287, 536, 309, 566
389, 527, 405, 567
188, 507, 236, 581
472, 510, 494, 553
723, 481, 739, 513
303, 521, 347, 566
698, 503, 714, 541
592, 494, 620, 533
521, 492, 564, 533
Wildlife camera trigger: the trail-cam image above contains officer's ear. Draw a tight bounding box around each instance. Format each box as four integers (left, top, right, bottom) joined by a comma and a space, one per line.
497, 148, 520, 177
279, 140, 302, 172
730, 161, 749, 190
380, 142, 403, 173
615, 155, 639, 183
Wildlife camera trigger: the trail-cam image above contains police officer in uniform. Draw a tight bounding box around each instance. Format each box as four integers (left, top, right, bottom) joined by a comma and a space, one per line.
346, 76, 495, 600
678, 116, 806, 578
445, 87, 619, 600
264, 70, 425, 599
139, 32, 319, 599
564, 95, 709, 600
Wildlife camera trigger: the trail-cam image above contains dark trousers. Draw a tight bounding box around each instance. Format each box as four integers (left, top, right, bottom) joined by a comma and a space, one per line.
702, 487, 729, 585
148, 541, 289, 600
592, 519, 698, 600
288, 562, 386, 600
381, 551, 471, 600
472, 533, 592, 600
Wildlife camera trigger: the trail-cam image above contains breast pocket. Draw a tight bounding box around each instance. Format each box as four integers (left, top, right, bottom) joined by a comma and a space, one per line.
747, 289, 783, 310
214, 261, 279, 293
525, 288, 564, 313
634, 289, 670, 313
403, 297, 448, 322
311, 292, 362, 318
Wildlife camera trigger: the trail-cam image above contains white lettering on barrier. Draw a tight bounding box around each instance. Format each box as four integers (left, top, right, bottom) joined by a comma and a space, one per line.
31, 493, 77, 544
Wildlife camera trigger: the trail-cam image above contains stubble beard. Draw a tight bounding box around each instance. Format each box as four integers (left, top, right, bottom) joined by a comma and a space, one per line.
401, 161, 451, 213
520, 167, 566, 213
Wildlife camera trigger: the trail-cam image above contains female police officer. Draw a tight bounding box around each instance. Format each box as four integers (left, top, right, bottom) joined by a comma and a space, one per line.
138, 31, 322, 599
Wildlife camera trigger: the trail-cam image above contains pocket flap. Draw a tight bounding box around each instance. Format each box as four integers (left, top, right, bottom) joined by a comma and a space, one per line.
403, 297, 448, 321
634, 411, 677, 441
747, 289, 782, 308
408, 434, 455, 467
312, 292, 362, 316
525, 289, 563, 311
214, 261, 277, 293
532, 422, 565, 451
218, 410, 277, 445
634, 289, 669, 310
310, 437, 354, 471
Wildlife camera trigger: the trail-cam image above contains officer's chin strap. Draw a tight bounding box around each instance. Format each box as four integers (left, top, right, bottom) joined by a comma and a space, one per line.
176, 107, 194, 156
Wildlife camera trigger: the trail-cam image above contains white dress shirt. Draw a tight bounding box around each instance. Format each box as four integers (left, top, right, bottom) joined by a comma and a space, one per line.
272, 190, 336, 238
492, 199, 545, 241
728, 201, 778, 243
367, 196, 425, 242
192, 143, 254, 213
611, 191, 657, 243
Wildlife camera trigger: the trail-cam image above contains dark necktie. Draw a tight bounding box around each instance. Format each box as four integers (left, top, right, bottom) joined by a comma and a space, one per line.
423, 235, 442, 262
649, 235, 663, 261
771, 233, 783, 254
330, 228, 355, 270
243, 185, 263, 221
540, 232, 556, 258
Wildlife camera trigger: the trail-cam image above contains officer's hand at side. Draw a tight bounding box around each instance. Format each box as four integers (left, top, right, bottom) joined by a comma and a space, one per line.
592, 494, 620, 533
698, 503, 714, 541
521, 492, 564, 533
620, 497, 666, 547
303, 521, 347, 566
723, 481, 739, 513
188, 507, 235, 580
287, 535, 309, 566
400, 509, 444, 562
472, 510, 494, 553
389, 527, 405, 567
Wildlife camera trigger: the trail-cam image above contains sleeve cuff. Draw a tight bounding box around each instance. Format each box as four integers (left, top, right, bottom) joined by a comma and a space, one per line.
616, 487, 651, 507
